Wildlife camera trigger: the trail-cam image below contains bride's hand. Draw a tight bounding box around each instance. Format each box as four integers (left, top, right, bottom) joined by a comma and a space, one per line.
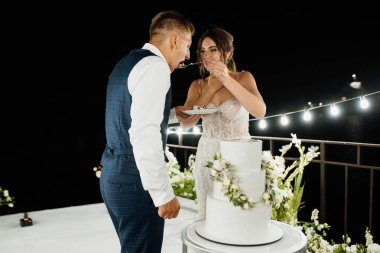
175, 106, 200, 123
207, 60, 229, 84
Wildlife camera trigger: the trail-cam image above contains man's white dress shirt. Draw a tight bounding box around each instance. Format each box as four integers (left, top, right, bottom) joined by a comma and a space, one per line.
128, 43, 176, 207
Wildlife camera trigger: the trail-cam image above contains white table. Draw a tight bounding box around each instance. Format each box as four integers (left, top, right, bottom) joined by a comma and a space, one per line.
181, 220, 307, 253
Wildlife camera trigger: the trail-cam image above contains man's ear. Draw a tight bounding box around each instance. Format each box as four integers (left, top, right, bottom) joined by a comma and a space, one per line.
170, 33, 178, 49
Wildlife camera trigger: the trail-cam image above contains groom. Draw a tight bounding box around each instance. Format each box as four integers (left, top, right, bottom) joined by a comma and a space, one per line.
99, 11, 196, 253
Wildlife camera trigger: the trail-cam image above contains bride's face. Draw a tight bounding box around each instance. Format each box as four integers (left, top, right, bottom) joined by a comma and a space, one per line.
199, 37, 221, 70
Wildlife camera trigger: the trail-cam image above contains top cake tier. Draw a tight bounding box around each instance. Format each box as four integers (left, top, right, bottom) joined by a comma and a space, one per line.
219, 138, 262, 170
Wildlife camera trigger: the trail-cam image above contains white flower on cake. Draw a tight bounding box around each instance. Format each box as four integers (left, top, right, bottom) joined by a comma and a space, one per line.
206, 151, 258, 209
206, 133, 320, 216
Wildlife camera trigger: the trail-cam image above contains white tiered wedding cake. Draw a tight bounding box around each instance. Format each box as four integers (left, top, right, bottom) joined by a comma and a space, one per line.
195, 138, 284, 245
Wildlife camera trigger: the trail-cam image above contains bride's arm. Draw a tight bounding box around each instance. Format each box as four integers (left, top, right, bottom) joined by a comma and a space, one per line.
224, 71, 266, 118
207, 61, 266, 118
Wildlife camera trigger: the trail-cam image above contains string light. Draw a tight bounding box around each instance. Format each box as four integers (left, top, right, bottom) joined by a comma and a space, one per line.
249, 90, 379, 127
359, 96, 369, 109
330, 103, 340, 117
168, 90, 379, 134
258, 119, 267, 129
176, 127, 183, 136
193, 126, 201, 134
280, 115, 289, 126
303, 110, 312, 122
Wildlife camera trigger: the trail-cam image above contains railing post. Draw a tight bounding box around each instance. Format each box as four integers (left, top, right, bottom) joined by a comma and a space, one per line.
184, 149, 188, 169
178, 132, 183, 146
369, 169, 373, 231
344, 166, 348, 234
269, 139, 273, 154
320, 143, 326, 222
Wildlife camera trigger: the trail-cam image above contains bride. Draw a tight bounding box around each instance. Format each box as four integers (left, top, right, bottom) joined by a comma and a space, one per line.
179, 27, 266, 219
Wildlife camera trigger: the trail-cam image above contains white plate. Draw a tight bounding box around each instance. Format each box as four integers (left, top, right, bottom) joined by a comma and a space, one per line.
182, 108, 218, 115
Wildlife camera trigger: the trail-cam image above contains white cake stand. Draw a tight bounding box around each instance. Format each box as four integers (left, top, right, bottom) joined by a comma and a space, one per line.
181, 220, 307, 253
195, 219, 283, 245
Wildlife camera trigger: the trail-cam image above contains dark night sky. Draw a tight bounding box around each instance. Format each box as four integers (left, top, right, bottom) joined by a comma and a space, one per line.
4, 4, 375, 146
1, 2, 380, 241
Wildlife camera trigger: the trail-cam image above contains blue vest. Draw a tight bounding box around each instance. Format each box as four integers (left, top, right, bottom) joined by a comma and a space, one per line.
100, 49, 172, 175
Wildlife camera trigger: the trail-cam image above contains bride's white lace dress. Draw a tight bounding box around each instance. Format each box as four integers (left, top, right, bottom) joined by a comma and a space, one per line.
194, 97, 251, 219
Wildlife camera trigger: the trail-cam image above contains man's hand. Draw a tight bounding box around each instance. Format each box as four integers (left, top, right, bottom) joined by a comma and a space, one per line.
158, 197, 180, 219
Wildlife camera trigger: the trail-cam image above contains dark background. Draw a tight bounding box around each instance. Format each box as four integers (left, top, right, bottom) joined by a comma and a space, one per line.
1, 2, 379, 243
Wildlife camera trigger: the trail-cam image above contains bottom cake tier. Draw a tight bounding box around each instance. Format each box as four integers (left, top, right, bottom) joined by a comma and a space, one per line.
195, 194, 284, 245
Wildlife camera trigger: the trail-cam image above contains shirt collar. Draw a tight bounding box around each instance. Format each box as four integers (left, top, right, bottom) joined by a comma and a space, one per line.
142, 43, 164, 60
142, 43, 171, 73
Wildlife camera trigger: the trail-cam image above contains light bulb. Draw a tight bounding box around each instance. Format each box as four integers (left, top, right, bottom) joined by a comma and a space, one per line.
303, 110, 312, 122
280, 115, 289, 126
330, 104, 340, 117
258, 119, 267, 129
359, 96, 369, 109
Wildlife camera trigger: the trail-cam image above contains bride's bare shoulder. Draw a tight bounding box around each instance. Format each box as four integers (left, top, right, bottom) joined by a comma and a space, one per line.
189, 78, 206, 89
188, 78, 206, 95
237, 70, 254, 80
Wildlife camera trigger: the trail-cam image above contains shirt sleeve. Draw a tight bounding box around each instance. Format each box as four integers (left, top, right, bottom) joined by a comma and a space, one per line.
168, 107, 179, 124
128, 57, 175, 207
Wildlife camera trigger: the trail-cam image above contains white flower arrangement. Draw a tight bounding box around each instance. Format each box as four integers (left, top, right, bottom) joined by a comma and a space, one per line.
165, 147, 197, 200
93, 148, 197, 200
206, 133, 320, 221
262, 133, 320, 225
300, 209, 380, 253
0, 186, 15, 208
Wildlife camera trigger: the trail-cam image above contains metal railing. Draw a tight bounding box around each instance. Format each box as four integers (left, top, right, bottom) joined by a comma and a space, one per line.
167, 135, 380, 235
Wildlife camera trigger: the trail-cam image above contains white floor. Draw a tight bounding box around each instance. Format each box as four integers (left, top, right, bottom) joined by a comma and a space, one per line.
0, 197, 198, 253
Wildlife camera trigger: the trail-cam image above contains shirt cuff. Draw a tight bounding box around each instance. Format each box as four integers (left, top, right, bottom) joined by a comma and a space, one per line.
148, 184, 176, 207
168, 107, 179, 124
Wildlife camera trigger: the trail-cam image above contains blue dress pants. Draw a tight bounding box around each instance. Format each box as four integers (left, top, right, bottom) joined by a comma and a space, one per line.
99, 156, 164, 253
